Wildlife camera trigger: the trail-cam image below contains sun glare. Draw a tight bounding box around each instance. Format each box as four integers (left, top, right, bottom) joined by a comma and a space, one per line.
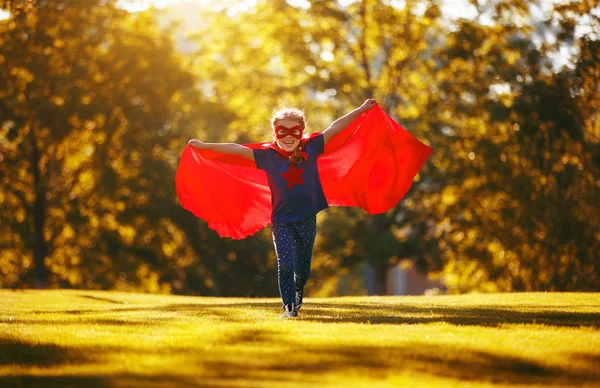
117, 0, 181, 12
0, 9, 10, 20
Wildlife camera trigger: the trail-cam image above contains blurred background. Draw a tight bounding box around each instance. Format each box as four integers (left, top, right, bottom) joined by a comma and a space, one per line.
0, 0, 598, 296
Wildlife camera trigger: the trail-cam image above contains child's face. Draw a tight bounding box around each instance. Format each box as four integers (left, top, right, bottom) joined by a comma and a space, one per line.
274, 118, 302, 152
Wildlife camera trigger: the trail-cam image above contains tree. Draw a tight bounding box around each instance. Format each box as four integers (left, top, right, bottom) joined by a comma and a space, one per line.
412, 0, 600, 291
0, 0, 195, 290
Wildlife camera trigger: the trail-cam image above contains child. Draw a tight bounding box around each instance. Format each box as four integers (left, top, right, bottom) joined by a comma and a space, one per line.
178, 100, 432, 318
188, 99, 379, 317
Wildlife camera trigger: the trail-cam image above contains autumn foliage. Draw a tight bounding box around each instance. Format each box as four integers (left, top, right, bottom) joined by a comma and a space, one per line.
0, 0, 598, 294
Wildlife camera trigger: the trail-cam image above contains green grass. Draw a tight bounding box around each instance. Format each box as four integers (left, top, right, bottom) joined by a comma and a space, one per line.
0, 291, 598, 387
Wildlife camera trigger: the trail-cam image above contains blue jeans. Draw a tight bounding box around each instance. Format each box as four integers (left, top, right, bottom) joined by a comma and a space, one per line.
271, 216, 317, 307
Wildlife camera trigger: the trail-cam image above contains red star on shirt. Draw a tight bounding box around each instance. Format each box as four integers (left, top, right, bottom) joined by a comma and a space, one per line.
281, 164, 305, 189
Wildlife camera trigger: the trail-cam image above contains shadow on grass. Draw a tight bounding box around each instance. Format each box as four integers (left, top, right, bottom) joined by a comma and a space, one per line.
25, 300, 600, 327
0, 374, 209, 388
301, 302, 600, 327
18, 298, 600, 330
201, 343, 600, 386
5, 317, 169, 326
77, 294, 127, 304
79, 301, 598, 328
2, 339, 596, 387
1, 323, 598, 387
569, 352, 600, 372
0, 339, 90, 367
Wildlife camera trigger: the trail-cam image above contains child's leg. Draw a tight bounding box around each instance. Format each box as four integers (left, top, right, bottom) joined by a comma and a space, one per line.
272, 221, 297, 308
293, 215, 317, 291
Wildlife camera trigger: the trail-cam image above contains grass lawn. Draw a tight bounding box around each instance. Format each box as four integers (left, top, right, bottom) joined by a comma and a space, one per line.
0, 290, 598, 387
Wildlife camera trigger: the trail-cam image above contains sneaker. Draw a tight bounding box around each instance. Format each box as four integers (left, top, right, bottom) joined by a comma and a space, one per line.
280, 303, 297, 318
294, 287, 304, 315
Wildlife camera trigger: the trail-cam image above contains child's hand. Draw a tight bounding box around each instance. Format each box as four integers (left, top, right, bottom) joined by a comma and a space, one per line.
359, 98, 378, 112
188, 139, 206, 149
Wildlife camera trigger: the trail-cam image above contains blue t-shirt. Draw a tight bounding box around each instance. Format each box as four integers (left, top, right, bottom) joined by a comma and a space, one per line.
253, 134, 329, 223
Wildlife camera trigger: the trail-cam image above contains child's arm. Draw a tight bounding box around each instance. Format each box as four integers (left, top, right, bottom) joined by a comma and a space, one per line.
188, 139, 254, 161
322, 99, 378, 145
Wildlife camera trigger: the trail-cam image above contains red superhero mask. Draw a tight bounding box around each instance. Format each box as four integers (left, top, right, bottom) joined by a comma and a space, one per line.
274, 125, 304, 139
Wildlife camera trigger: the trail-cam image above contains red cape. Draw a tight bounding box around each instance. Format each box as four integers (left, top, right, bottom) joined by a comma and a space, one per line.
175, 106, 433, 239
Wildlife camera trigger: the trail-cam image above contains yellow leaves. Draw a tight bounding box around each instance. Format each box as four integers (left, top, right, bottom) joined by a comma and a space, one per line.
466, 229, 479, 241
441, 185, 459, 207
138, 58, 149, 70
67, 271, 82, 285
0, 250, 24, 285
170, 90, 183, 104
62, 225, 75, 239
119, 225, 136, 245
90, 215, 99, 228
102, 214, 118, 231
343, 239, 356, 256
157, 219, 190, 266
77, 170, 94, 189
462, 177, 480, 190
51, 96, 65, 106
405, 72, 423, 90
391, 224, 413, 243
487, 241, 507, 268
452, 231, 465, 243
463, 210, 473, 221
435, 217, 451, 238
10, 66, 34, 85
15, 208, 25, 222
130, 151, 141, 166
93, 72, 104, 83
442, 257, 498, 293
162, 242, 175, 256
135, 263, 170, 293
505, 51, 519, 66
53, 38, 65, 48
402, 105, 420, 119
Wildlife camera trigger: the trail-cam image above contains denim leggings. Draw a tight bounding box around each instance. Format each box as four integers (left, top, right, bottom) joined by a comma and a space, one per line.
271, 215, 317, 307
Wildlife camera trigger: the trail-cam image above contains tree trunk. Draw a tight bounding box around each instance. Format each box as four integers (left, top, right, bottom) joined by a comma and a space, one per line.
170, 206, 223, 295
372, 262, 390, 295
357, 9, 393, 295
30, 133, 49, 289
368, 213, 392, 295
359, 0, 372, 94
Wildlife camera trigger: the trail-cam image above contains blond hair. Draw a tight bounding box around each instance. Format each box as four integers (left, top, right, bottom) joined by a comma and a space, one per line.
270, 106, 307, 130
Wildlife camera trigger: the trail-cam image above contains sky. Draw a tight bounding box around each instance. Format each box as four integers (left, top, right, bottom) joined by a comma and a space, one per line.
116, 0, 596, 39
2, 0, 594, 35
118, 0, 481, 20
0, 1, 483, 21
115, 0, 594, 70
1, 0, 595, 70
